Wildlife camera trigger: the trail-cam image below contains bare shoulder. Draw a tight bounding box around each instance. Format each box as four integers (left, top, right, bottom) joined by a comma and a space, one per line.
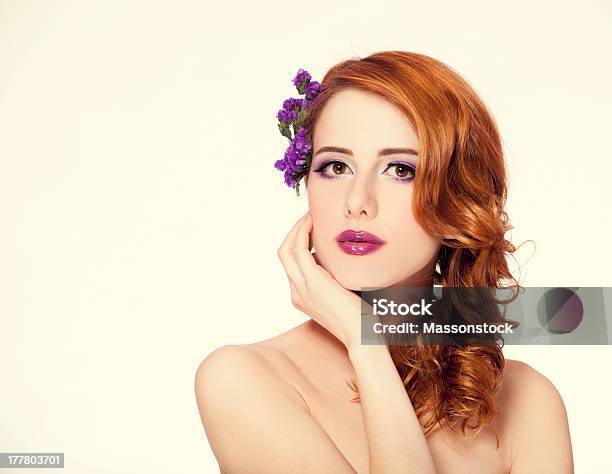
194, 343, 305, 411
500, 359, 568, 412
194, 342, 356, 473
502, 359, 560, 391
500, 359, 574, 473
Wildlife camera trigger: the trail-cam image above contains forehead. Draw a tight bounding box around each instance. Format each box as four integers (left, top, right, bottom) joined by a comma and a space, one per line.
313, 88, 418, 149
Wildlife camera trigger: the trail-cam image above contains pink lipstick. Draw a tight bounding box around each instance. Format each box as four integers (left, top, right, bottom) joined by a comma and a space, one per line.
335, 229, 386, 256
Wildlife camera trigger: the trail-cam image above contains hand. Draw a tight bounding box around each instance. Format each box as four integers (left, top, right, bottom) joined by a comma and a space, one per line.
277, 211, 363, 351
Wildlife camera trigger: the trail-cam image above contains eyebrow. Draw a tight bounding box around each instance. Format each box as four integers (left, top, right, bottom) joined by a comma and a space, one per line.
313, 146, 419, 157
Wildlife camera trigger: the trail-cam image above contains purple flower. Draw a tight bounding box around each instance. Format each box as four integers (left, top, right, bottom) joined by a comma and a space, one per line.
292, 69, 312, 90
277, 98, 309, 124
273, 127, 312, 188
283, 170, 297, 188
304, 81, 321, 100
276, 108, 298, 124
274, 158, 286, 171
282, 97, 306, 111
292, 127, 312, 153
275, 69, 322, 194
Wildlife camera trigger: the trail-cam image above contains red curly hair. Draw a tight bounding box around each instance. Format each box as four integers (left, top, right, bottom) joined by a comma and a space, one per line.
301, 51, 528, 448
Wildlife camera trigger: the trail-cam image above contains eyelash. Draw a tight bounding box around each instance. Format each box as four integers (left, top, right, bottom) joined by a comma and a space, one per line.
313, 160, 416, 183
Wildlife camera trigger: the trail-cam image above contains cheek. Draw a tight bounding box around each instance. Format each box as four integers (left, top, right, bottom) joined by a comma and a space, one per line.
381, 184, 415, 230
391, 217, 440, 274
385, 189, 438, 252
307, 180, 344, 237
397, 218, 435, 247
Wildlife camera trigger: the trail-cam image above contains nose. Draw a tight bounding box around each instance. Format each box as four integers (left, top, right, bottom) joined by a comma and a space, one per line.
343, 178, 377, 219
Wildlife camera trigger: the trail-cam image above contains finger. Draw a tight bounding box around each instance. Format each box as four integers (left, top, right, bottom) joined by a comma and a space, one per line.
278, 214, 309, 285
288, 280, 306, 312
293, 213, 319, 280
278, 213, 306, 252
308, 223, 314, 251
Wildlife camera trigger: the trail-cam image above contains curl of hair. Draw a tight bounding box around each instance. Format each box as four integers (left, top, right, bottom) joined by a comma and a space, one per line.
301, 51, 533, 448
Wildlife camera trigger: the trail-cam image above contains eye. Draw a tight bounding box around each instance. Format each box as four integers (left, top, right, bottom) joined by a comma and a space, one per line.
313, 160, 416, 182
383, 162, 416, 182
313, 160, 353, 179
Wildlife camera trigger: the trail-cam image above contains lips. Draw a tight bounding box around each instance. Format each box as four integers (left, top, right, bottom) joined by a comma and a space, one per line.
336, 230, 385, 244
335, 229, 386, 256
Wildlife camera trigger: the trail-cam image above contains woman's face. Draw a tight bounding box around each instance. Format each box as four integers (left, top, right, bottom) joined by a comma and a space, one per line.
305, 88, 441, 291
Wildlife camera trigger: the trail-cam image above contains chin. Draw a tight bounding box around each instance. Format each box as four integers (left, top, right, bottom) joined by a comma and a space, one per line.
316, 248, 403, 290
332, 267, 397, 291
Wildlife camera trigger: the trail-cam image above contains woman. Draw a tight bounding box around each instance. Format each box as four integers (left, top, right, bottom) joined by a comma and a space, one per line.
194, 51, 573, 473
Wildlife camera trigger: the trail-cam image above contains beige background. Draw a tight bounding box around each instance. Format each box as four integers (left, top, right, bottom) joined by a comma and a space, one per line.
1, 1, 611, 472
